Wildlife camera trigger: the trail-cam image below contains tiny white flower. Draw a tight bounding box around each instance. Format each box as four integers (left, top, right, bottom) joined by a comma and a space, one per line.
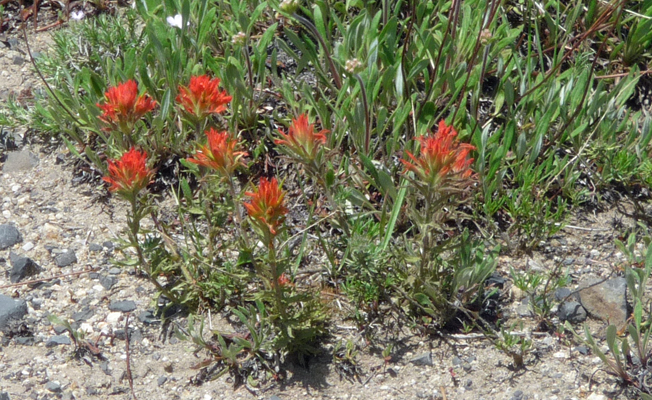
70, 10, 85, 20
166, 14, 184, 29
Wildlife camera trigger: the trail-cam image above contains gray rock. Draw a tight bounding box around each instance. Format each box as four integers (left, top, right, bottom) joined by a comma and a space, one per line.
109, 300, 136, 313
12, 56, 24, 66
108, 267, 121, 275
0, 392, 9, 400
7, 38, 18, 49
157, 376, 167, 386
9, 252, 42, 283
452, 356, 463, 366
0, 295, 28, 330
578, 278, 627, 327
45, 335, 71, 347
99, 275, 117, 291
554, 287, 572, 301
409, 352, 433, 366
72, 307, 94, 322
138, 310, 159, 325
575, 345, 589, 355
88, 243, 103, 252
55, 250, 77, 267
0, 225, 21, 250
269, 396, 282, 400
558, 301, 587, 323
512, 390, 524, 400
45, 381, 62, 393
3, 151, 38, 172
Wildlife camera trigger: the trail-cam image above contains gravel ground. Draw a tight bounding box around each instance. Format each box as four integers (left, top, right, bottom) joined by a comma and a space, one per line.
0, 27, 650, 400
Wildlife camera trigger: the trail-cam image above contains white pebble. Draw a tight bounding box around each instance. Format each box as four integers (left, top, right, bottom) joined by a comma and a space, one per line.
2, 210, 10, 219
106, 312, 122, 324
22, 242, 34, 252
553, 351, 568, 359
11, 184, 21, 192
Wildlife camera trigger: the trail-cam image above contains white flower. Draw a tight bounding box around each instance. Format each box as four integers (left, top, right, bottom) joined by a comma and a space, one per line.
70, 10, 85, 21
166, 14, 186, 29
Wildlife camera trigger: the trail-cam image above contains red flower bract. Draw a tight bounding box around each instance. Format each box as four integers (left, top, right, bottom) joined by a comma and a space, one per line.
187, 129, 247, 177
176, 75, 233, 119
275, 114, 328, 162
97, 80, 156, 130
244, 177, 288, 237
401, 120, 475, 186
103, 148, 153, 199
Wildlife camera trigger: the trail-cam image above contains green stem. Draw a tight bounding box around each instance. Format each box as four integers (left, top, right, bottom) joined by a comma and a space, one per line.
128, 196, 180, 304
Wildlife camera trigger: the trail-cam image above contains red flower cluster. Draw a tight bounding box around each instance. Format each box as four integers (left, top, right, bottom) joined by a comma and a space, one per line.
187, 129, 247, 177
244, 177, 288, 237
176, 75, 232, 120
97, 80, 156, 132
103, 148, 153, 199
275, 114, 328, 162
401, 120, 475, 187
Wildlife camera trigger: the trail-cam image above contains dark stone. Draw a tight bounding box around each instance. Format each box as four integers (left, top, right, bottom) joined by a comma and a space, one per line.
100, 361, 111, 376
512, 390, 524, 400
55, 153, 66, 165
45, 381, 62, 393
103, 241, 114, 250
0, 392, 9, 400
558, 301, 587, 323
46, 335, 71, 347
72, 307, 94, 322
0, 225, 21, 250
157, 376, 167, 387
9, 252, 42, 283
575, 345, 589, 355
7, 38, 18, 48
15, 337, 34, 345
108, 268, 121, 275
486, 273, 507, 288
88, 272, 100, 280
11, 56, 24, 65
53, 325, 68, 334
100, 275, 117, 291
109, 300, 136, 313
0, 295, 28, 330
578, 278, 628, 327
88, 243, 103, 252
3, 151, 38, 172
138, 310, 159, 325
554, 287, 572, 301
409, 352, 433, 366
55, 250, 77, 267
452, 356, 463, 366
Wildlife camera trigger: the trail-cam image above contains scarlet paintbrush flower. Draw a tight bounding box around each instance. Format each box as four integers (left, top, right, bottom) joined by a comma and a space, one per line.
187, 129, 247, 177
244, 177, 288, 237
176, 75, 232, 120
97, 80, 156, 132
275, 114, 329, 163
103, 148, 153, 199
401, 120, 475, 187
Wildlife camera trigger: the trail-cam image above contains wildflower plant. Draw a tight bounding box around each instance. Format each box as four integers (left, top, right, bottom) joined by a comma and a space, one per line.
176, 75, 232, 130
102, 148, 177, 302
97, 80, 156, 149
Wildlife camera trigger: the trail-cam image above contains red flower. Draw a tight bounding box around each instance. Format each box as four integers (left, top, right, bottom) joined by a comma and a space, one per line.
176, 75, 232, 120
103, 148, 153, 199
187, 129, 247, 177
278, 273, 294, 287
244, 177, 288, 237
401, 120, 475, 186
275, 114, 328, 162
97, 80, 156, 131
